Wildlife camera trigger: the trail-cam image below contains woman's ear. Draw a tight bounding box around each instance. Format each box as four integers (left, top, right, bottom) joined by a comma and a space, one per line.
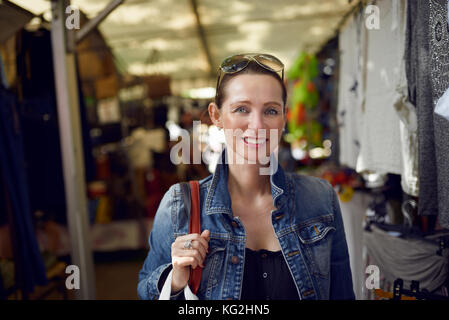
208, 102, 222, 128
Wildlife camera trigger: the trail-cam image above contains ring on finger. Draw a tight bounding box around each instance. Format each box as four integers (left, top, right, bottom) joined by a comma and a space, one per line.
183, 239, 193, 250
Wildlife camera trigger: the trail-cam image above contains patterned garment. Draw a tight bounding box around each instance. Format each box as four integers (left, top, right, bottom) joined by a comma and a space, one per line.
406, 0, 449, 228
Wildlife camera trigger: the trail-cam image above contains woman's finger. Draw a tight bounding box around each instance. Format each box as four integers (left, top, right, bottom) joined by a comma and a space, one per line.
201, 229, 210, 242
190, 240, 207, 261
173, 247, 205, 268
173, 256, 198, 269
175, 233, 209, 252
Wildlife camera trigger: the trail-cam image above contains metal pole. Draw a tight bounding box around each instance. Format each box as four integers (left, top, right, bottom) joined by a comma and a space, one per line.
50, 0, 96, 300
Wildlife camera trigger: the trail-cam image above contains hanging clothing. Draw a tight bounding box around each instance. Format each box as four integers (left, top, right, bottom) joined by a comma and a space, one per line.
0, 87, 48, 294
392, 0, 419, 197
339, 191, 372, 300
15, 28, 95, 223
405, 0, 449, 228
337, 0, 418, 198
355, 0, 406, 176
363, 225, 449, 293
433, 98, 449, 228
19, 97, 67, 221
337, 9, 363, 169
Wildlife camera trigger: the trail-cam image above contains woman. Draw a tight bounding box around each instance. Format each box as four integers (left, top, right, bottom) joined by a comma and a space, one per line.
138, 53, 355, 300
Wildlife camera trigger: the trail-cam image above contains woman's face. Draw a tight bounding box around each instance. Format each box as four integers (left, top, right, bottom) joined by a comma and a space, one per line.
210, 73, 286, 164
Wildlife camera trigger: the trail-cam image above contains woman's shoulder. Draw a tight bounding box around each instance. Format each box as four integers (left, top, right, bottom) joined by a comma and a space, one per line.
162, 174, 213, 207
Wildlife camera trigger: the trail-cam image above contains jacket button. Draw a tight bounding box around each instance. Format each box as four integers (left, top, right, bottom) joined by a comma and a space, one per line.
231, 221, 238, 228
231, 256, 239, 264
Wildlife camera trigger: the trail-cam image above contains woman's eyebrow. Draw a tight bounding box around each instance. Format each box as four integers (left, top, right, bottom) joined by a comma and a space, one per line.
229, 100, 282, 106
230, 99, 252, 105
264, 101, 282, 107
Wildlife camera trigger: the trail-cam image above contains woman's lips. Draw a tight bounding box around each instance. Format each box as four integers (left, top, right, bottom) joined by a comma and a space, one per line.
243, 137, 268, 148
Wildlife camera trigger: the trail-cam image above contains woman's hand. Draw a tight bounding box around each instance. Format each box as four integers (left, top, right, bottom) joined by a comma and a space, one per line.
171, 229, 210, 292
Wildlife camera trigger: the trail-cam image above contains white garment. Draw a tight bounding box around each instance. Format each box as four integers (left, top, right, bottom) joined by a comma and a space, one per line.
337, 11, 363, 169
356, 0, 405, 175
339, 192, 372, 300
393, 0, 419, 197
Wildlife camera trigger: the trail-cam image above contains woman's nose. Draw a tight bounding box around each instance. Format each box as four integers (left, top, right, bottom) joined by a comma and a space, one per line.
247, 112, 265, 132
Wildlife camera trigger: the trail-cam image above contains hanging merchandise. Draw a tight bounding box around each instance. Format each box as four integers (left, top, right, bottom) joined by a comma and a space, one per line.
392, 0, 419, 198
338, 191, 372, 300
337, 7, 364, 170
406, 0, 449, 228
364, 224, 449, 295
338, 0, 419, 197
355, 0, 405, 176
15, 29, 95, 224
285, 51, 322, 151
0, 88, 48, 295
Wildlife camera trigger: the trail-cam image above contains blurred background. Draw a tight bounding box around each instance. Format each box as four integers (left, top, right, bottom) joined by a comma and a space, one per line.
1, 0, 448, 300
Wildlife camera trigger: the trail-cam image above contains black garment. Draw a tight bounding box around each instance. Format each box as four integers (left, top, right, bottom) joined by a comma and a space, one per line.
405, 0, 449, 228
15, 28, 95, 223
0, 88, 48, 295
241, 248, 299, 300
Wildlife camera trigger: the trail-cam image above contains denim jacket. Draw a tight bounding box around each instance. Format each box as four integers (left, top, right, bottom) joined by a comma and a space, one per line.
138, 148, 355, 300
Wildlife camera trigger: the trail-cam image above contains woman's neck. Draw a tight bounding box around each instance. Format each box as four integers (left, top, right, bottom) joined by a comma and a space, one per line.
225, 149, 272, 199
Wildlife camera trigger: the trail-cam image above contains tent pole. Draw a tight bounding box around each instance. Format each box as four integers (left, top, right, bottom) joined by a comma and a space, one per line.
75, 0, 124, 44
50, 0, 96, 300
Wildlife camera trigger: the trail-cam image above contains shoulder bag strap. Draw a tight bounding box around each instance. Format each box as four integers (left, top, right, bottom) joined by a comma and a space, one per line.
188, 180, 202, 295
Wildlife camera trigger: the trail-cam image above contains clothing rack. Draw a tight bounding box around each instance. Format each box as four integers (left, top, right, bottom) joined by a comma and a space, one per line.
392, 278, 449, 300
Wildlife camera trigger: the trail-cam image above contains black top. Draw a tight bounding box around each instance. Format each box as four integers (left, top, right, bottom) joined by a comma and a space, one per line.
240, 248, 300, 300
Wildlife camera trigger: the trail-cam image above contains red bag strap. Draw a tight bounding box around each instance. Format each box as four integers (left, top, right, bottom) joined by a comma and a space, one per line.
188, 180, 202, 294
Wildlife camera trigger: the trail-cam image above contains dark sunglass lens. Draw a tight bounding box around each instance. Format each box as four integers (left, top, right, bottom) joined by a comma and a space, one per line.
221, 56, 249, 73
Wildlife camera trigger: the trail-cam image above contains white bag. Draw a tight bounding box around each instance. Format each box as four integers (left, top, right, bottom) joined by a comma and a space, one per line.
159, 269, 199, 300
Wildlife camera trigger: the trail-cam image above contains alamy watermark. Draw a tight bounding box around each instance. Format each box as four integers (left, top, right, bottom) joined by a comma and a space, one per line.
365, 265, 380, 290
169, 121, 280, 175
65, 6, 80, 30
365, 5, 380, 30
65, 264, 80, 290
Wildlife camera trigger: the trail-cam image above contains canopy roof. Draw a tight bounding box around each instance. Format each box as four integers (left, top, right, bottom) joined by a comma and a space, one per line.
9, 0, 357, 92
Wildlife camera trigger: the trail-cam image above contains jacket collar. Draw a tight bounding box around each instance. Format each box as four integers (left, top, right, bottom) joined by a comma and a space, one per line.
204, 147, 288, 216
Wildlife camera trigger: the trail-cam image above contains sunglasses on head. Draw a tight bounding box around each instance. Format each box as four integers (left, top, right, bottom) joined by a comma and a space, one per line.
215, 53, 285, 99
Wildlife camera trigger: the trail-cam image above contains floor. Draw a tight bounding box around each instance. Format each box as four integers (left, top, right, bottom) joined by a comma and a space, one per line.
94, 259, 143, 300
91, 250, 148, 300
29, 250, 148, 300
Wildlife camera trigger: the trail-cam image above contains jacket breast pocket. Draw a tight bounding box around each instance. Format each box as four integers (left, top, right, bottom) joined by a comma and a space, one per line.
296, 220, 335, 279
198, 237, 226, 298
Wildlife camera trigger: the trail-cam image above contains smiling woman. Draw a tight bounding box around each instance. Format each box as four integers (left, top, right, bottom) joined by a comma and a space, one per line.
209, 56, 286, 165
138, 53, 355, 300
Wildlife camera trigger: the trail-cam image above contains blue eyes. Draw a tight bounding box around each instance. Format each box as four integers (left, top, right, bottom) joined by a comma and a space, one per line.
235, 106, 279, 115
